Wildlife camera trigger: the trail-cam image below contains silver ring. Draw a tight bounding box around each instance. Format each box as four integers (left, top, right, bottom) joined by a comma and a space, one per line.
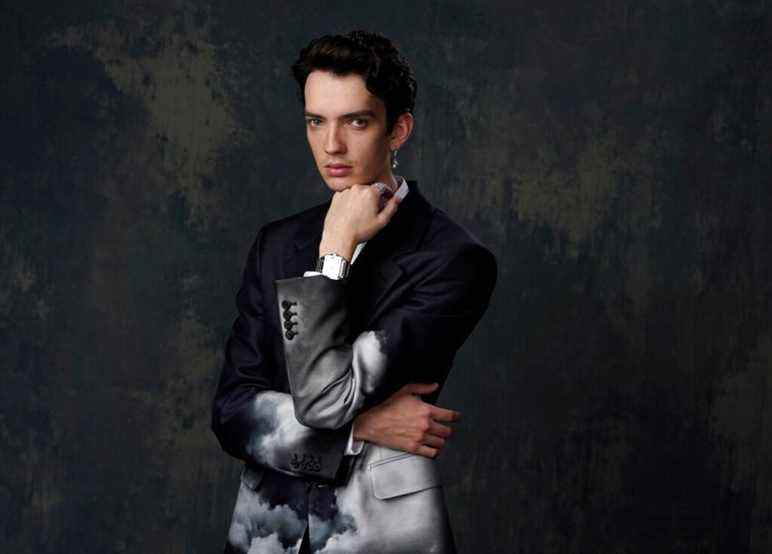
371, 182, 388, 195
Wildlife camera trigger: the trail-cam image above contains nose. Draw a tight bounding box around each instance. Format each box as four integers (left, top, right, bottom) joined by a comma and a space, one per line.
324, 122, 345, 155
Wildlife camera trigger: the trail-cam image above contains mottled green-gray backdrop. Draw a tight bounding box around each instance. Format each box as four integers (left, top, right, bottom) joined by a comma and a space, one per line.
1, 1, 771, 552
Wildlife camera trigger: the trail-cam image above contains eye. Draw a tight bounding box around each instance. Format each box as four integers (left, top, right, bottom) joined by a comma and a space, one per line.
350, 118, 368, 129
305, 118, 322, 127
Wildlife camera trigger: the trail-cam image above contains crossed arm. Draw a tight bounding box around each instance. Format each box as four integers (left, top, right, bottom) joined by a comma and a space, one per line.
211, 226, 354, 481
276, 244, 497, 431
211, 225, 497, 481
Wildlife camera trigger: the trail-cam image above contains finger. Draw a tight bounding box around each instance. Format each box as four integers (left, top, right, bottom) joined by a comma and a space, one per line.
376, 199, 398, 227
400, 382, 439, 396
370, 182, 390, 197
428, 420, 453, 438
421, 433, 446, 449
376, 190, 393, 211
376, 194, 400, 224
428, 405, 461, 422
414, 445, 438, 459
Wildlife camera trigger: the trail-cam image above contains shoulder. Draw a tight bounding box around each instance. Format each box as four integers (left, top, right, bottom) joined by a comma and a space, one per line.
420, 205, 498, 276
393, 201, 498, 308
395, 203, 498, 313
251, 200, 328, 252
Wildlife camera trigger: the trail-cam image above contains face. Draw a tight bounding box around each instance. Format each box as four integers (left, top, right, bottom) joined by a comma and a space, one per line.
303, 70, 410, 192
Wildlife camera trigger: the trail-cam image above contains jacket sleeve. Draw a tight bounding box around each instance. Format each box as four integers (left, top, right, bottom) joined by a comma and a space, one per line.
275, 243, 498, 430
210, 225, 352, 481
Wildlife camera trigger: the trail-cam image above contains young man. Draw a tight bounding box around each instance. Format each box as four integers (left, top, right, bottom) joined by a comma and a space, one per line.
212, 30, 497, 553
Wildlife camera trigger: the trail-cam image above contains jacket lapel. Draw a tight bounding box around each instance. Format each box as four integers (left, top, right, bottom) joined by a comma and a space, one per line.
283, 179, 432, 328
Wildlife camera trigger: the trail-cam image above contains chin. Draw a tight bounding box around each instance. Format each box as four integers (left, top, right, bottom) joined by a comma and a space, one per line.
322, 175, 356, 192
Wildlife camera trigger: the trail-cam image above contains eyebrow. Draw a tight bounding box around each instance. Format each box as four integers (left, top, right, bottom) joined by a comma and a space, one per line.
304, 110, 377, 120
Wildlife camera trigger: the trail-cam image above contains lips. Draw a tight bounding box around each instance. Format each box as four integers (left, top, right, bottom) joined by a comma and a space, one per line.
326, 164, 352, 177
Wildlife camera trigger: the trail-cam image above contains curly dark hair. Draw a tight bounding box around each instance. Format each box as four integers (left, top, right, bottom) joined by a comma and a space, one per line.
290, 30, 417, 134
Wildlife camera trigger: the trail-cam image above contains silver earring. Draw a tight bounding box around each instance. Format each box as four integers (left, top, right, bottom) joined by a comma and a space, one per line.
391, 149, 399, 169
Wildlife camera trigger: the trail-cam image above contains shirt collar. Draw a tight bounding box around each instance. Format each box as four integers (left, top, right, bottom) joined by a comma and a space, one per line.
394, 175, 409, 200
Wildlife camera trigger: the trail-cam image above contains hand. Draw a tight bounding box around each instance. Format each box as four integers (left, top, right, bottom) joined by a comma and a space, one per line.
319, 184, 402, 260
352, 382, 461, 459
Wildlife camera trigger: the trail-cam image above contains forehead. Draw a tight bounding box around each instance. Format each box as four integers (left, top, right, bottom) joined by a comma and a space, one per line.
304, 70, 384, 116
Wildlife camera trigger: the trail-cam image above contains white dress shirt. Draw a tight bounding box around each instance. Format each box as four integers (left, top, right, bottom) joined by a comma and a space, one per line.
302, 175, 410, 455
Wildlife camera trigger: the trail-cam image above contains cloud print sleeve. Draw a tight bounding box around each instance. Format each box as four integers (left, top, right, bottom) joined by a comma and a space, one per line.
211, 226, 352, 482
275, 243, 498, 430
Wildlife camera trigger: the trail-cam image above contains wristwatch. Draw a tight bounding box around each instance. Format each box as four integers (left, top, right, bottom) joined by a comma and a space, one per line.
316, 252, 351, 281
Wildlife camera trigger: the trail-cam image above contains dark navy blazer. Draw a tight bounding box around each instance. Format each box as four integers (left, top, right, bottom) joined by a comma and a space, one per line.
212, 179, 497, 553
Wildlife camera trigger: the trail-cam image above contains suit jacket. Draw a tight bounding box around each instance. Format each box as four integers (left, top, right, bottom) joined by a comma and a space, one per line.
212, 179, 498, 553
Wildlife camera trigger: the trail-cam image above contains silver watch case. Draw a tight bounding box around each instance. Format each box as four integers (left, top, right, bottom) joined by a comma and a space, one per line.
316, 252, 351, 280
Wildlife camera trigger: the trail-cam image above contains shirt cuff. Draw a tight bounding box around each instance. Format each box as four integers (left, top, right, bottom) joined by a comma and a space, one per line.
304, 269, 349, 282
344, 424, 364, 456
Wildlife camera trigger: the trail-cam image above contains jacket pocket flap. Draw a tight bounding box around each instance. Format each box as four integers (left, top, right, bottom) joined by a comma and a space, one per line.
240, 464, 266, 491
369, 453, 441, 500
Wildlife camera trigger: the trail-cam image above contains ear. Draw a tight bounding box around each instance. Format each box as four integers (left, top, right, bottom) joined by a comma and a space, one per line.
389, 111, 414, 151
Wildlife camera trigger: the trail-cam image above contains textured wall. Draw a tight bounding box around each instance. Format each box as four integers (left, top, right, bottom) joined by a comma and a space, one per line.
1, 1, 771, 552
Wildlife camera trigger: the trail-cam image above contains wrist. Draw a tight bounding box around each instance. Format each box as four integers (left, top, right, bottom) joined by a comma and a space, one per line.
319, 233, 356, 262
352, 414, 369, 442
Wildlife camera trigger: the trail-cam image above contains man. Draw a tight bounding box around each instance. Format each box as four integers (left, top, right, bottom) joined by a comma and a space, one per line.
211, 30, 497, 553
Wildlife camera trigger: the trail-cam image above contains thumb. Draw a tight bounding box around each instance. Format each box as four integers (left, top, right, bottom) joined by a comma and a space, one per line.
400, 382, 439, 396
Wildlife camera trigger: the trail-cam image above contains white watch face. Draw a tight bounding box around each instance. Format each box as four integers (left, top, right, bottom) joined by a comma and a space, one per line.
321, 255, 345, 279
